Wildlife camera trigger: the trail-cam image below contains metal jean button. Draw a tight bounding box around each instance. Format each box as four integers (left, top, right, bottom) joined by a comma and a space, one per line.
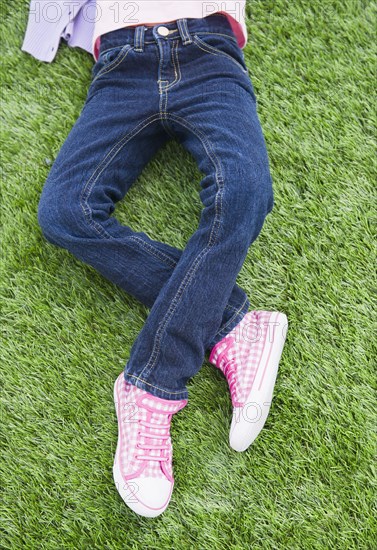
157, 26, 170, 37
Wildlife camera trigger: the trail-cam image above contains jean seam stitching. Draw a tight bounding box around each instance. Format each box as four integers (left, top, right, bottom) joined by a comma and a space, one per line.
158, 40, 176, 139
99, 46, 123, 58
224, 303, 243, 313
212, 295, 249, 342
193, 34, 248, 74
194, 31, 238, 43
80, 113, 159, 236
128, 236, 177, 268
92, 44, 132, 84
163, 40, 182, 91
177, 19, 191, 45
79, 114, 179, 268
162, 40, 178, 90
136, 113, 225, 382
144, 32, 236, 44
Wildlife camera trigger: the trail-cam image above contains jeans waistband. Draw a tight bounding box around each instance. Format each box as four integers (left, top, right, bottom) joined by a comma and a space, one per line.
99, 14, 236, 54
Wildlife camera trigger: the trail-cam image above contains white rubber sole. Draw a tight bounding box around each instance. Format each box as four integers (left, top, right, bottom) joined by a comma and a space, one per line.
229, 312, 288, 452
112, 376, 173, 517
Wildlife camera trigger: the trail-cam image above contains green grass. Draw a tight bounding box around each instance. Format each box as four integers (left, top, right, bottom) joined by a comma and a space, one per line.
1, 1, 376, 548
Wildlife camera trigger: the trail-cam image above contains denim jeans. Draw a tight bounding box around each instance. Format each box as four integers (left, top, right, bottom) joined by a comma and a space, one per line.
37, 15, 274, 400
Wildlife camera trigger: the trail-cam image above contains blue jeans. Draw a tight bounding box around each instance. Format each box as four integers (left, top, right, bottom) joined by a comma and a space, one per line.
37, 15, 274, 401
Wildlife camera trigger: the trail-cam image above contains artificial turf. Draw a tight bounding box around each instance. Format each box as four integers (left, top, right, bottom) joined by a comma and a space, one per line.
1, 1, 376, 548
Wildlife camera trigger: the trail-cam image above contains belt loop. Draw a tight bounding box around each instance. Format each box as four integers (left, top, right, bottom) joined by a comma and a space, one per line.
177, 18, 192, 45
134, 25, 145, 52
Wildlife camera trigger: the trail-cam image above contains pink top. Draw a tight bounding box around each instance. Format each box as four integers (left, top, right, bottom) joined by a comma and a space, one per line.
93, 1, 247, 60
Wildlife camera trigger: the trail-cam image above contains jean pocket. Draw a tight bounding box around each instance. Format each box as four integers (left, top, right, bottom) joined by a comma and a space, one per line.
91, 43, 133, 82
192, 33, 249, 74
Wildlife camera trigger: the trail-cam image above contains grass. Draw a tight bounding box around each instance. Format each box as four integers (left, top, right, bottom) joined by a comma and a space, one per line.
1, 0, 376, 548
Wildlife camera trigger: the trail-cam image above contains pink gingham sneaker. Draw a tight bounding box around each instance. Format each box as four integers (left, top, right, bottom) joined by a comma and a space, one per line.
113, 373, 187, 517
209, 310, 288, 452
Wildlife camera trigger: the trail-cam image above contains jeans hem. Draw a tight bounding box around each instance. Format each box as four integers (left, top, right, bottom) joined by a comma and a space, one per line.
124, 371, 189, 401
206, 297, 250, 351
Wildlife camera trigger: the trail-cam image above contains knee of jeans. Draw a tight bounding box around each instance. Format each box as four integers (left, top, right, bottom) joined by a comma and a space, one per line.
37, 181, 90, 246
241, 164, 273, 213
225, 163, 273, 241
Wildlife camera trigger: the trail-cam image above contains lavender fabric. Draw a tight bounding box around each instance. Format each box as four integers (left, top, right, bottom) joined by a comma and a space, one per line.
21, 0, 96, 62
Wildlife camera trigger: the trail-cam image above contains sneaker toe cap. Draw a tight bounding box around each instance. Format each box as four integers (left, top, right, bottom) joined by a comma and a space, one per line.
229, 403, 271, 452
115, 474, 173, 517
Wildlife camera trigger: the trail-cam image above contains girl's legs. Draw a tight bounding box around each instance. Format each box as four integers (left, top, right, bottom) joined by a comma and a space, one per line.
38, 17, 273, 401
